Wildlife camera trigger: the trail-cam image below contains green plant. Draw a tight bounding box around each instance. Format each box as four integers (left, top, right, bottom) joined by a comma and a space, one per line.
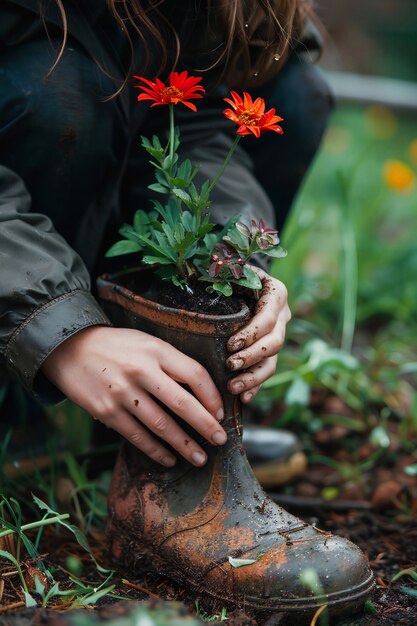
25, 571, 115, 609
106, 72, 286, 296
299, 568, 329, 626
195, 600, 228, 622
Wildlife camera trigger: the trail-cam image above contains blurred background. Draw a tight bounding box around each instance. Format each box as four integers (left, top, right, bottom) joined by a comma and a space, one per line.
260, 0, 417, 499
318, 0, 417, 81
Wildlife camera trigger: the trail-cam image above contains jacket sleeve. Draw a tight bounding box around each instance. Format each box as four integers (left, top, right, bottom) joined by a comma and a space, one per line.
0, 165, 110, 399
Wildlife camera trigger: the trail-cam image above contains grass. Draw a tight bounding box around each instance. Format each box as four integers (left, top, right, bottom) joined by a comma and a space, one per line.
262, 104, 417, 430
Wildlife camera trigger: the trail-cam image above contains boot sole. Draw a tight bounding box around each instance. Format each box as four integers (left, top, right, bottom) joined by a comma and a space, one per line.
109, 535, 375, 623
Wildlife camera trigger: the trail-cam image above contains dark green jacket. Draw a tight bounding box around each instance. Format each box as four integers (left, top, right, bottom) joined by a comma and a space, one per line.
0, 0, 332, 400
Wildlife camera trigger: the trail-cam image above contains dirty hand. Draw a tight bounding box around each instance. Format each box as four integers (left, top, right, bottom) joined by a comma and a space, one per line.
41, 326, 226, 467
226, 267, 291, 403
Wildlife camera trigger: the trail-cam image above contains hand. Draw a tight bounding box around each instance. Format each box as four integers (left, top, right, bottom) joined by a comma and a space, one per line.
226, 267, 291, 402
41, 326, 226, 467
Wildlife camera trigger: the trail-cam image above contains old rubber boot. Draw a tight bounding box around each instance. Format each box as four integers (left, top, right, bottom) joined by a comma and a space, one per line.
99, 271, 374, 623
243, 425, 307, 488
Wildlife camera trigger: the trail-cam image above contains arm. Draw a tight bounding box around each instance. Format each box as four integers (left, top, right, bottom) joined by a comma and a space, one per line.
0, 165, 110, 398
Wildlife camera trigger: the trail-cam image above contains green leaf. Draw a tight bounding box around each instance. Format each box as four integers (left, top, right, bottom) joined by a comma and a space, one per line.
236, 221, 251, 237
299, 568, 324, 597
172, 188, 191, 203
34, 574, 46, 596
392, 568, 417, 583
262, 246, 288, 258
148, 183, 169, 194
177, 159, 192, 181
118, 225, 144, 243
151, 134, 163, 150
304, 339, 359, 372
76, 585, 116, 606
0, 549, 22, 572
285, 377, 310, 407
213, 282, 233, 297
370, 425, 390, 449
140, 136, 164, 160
364, 600, 377, 615
163, 154, 178, 171
400, 362, 417, 374
183, 242, 198, 261
133, 210, 151, 234
152, 199, 180, 229
161, 222, 177, 247
404, 463, 417, 476
140, 235, 177, 262
142, 255, 173, 266
399, 586, 417, 598
170, 177, 190, 189
24, 591, 37, 608
181, 211, 195, 232
228, 556, 257, 568
204, 233, 220, 251
233, 266, 262, 290
105, 240, 142, 257
224, 229, 249, 253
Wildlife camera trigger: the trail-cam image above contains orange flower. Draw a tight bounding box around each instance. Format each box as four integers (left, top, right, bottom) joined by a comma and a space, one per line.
134, 71, 205, 112
223, 91, 284, 138
383, 159, 415, 193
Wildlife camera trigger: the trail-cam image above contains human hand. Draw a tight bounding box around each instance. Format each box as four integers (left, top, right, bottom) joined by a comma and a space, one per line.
226, 267, 291, 402
41, 326, 226, 467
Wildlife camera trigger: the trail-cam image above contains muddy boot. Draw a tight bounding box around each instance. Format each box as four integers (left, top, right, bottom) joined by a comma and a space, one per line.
99, 271, 374, 624
243, 425, 307, 488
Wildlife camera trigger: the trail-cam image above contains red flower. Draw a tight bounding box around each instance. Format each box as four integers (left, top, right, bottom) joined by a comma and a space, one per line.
223, 91, 284, 138
134, 71, 205, 112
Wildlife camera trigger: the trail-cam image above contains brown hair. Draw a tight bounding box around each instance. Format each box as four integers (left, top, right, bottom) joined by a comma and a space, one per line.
48, 0, 313, 91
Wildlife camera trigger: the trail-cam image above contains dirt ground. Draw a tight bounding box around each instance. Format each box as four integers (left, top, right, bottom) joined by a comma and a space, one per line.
1, 401, 416, 625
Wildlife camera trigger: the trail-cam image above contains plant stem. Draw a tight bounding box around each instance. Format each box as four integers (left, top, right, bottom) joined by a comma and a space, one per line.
169, 104, 175, 171
337, 171, 358, 354
0, 513, 70, 539
205, 135, 241, 197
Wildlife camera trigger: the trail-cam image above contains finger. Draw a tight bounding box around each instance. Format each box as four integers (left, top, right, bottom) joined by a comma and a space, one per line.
241, 385, 261, 403
103, 409, 177, 468
126, 391, 210, 467
161, 347, 224, 421
141, 371, 228, 448
226, 322, 284, 371
228, 356, 277, 395
227, 272, 289, 353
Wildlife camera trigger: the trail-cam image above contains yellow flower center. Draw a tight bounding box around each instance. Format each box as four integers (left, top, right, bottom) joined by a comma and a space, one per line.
162, 86, 183, 99
238, 109, 261, 126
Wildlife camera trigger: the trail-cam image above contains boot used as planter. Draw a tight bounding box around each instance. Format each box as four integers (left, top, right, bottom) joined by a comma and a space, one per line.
97, 268, 374, 623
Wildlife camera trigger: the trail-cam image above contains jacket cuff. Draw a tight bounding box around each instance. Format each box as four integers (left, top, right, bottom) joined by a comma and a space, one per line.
5, 289, 111, 400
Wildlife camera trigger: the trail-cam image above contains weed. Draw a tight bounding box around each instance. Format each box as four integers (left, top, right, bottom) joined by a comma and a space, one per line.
195, 600, 228, 621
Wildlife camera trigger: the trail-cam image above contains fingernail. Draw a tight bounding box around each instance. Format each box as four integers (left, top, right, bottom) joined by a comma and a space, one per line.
243, 392, 253, 403
232, 381, 245, 392
230, 338, 244, 351
162, 455, 176, 467
212, 431, 227, 445
191, 451, 207, 466
216, 408, 224, 421
230, 358, 244, 371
